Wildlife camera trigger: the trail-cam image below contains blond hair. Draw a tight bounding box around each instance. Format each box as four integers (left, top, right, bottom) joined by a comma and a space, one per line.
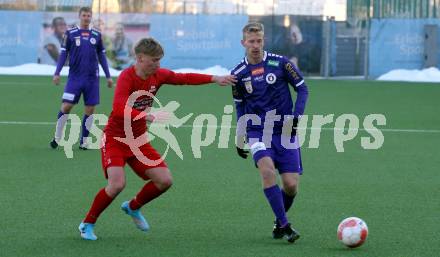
134, 38, 164, 57
242, 22, 264, 39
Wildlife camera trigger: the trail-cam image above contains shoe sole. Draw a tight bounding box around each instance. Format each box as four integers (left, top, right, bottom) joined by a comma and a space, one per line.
78, 224, 97, 240
79, 232, 97, 240
50, 141, 58, 149
272, 233, 284, 239
121, 204, 149, 232
287, 233, 300, 243
79, 233, 97, 240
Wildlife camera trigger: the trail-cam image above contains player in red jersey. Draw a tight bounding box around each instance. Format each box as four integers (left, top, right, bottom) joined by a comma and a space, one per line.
78, 37, 236, 240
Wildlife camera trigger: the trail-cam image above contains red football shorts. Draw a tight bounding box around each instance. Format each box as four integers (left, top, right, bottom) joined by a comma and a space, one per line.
101, 133, 168, 180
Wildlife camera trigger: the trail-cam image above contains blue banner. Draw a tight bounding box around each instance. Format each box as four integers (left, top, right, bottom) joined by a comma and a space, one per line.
369, 19, 440, 78
149, 14, 248, 70
0, 11, 42, 66
0, 11, 247, 70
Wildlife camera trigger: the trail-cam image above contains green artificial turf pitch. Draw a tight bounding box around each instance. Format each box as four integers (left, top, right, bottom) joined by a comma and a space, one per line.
0, 75, 439, 257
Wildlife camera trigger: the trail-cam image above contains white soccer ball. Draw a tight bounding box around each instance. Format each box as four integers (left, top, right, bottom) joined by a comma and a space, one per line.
337, 217, 368, 248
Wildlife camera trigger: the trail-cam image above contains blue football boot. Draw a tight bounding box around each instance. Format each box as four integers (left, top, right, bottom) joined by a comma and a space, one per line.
121, 201, 150, 232
78, 222, 97, 240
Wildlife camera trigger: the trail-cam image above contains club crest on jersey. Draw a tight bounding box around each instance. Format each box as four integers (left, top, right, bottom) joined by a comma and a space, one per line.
244, 81, 253, 93
90, 38, 96, 45
266, 73, 277, 84
251, 67, 264, 76
75, 37, 81, 46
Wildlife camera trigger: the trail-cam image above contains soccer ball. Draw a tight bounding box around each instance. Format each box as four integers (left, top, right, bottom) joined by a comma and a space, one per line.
337, 217, 368, 248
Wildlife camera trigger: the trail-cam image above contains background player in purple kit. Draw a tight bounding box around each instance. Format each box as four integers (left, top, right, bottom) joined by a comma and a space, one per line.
50, 6, 113, 150
231, 22, 309, 243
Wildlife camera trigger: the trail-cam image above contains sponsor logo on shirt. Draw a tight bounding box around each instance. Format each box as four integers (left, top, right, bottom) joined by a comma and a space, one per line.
91, 30, 99, 36
133, 98, 153, 110
90, 38, 96, 45
254, 75, 264, 82
285, 62, 299, 80
251, 67, 264, 76
268, 60, 279, 67
244, 81, 253, 93
81, 32, 90, 37
266, 73, 277, 84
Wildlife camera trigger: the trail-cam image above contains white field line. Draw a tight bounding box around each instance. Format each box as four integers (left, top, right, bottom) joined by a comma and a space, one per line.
0, 81, 49, 86
0, 120, 439, 133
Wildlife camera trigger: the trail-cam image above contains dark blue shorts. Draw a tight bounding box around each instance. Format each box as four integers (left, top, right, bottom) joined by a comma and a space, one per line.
62, 78, 100, 106
247, 130, 303, 174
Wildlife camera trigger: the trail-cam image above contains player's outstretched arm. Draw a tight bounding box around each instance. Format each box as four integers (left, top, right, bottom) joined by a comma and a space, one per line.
212, 75, 237, 86
160, 69, 236, 86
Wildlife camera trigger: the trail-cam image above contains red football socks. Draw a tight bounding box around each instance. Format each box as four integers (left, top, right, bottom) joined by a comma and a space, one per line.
129, 182, 164, 210
83, 188, 114, 224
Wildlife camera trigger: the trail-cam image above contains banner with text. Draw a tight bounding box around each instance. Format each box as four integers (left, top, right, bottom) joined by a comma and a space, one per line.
369, 19, 440, 78
0, 11, 248, 71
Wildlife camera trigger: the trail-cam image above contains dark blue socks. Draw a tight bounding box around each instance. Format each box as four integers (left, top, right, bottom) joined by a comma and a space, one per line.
264, 185, 288, 227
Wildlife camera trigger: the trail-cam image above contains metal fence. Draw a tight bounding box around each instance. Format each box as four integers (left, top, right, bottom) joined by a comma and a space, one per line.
347, 0, 440, 19
0, 0, 343, 16
321, 17, 368, 78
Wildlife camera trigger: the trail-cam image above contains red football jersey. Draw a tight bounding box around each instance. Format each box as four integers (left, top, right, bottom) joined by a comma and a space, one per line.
105, 66, 213, 138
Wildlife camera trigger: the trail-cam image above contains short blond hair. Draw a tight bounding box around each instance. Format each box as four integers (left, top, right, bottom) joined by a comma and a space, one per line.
134, 38, 164, 57
242, 22, 264, 39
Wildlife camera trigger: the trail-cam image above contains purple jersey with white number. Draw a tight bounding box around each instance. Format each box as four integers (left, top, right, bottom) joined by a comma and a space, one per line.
55, 26, 111, 105
62, 27, 104, 78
